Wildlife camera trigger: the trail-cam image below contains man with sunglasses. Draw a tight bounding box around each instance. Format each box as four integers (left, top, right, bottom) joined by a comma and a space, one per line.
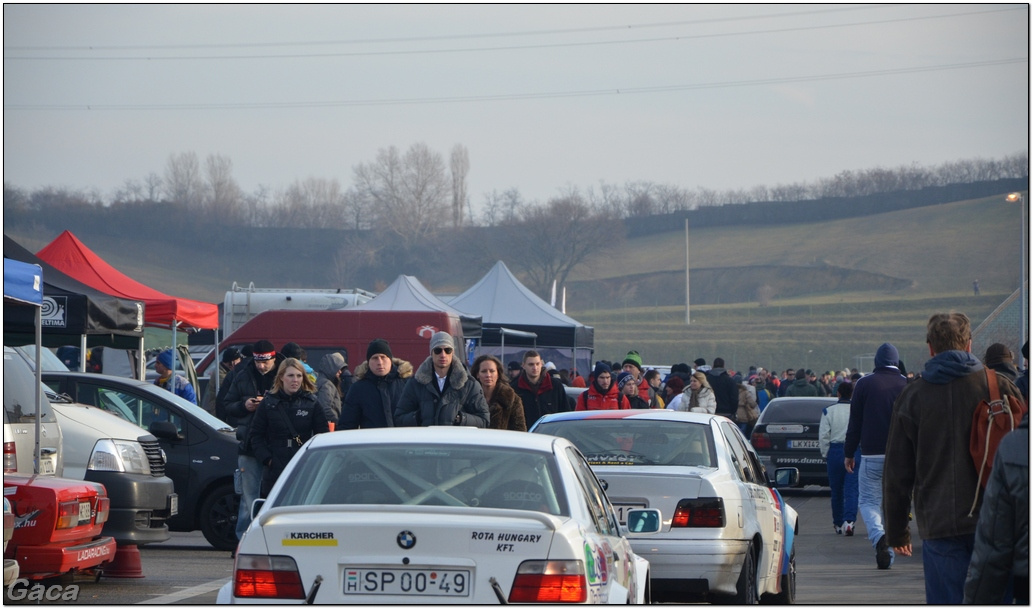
393, 331, 489, 428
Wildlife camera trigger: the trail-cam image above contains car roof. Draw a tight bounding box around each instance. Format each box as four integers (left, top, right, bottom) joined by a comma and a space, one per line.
42, 370, 155, 389
536, 409, 717, 424
306, 426, 567, 453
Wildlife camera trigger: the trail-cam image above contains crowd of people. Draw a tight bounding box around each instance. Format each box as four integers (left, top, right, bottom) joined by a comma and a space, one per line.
146, 312, 1028, 603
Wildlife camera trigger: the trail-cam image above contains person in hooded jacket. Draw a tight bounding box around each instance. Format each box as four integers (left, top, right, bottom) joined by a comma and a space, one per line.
706, 357, 739, 419
983, 342, 1019, 384
786, 368, 821, 397
340, 339, 413, 429
884, 313, 1025, 603
576, 362, 629, 410
248, 358, 330, 498
617, 372, 649, 409
313, 352, 346, 426
394, 332, 489, 427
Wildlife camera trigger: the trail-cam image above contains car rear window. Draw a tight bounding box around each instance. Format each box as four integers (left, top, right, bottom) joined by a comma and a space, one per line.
534, 419, 716, 467
4, 352, 56, 423
759, 400, 835, 424
272, 443, 568, 516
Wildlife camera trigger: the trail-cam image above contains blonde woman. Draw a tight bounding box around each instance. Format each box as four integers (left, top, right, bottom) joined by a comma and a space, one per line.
683, 371, 717, 414
249, 358, 330, 497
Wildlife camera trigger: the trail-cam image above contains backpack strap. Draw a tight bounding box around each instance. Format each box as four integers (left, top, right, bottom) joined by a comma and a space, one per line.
986, 367, 1000, 403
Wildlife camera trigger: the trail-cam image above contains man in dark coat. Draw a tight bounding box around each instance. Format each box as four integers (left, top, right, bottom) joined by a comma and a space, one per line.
224, 339, 282, 543
313, 352, 346, 425
786, 368, 820, 397
513, 349, 570, 427
393, 332, 489, 427
340, 339, 413, 429
884, 313, 1025, 603
706, 357, 739, 419
844, 342, 906, 570
964, 414, 1028, 604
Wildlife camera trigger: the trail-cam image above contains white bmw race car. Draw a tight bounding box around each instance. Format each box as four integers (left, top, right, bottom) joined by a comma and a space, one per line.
218, 427, 657, 604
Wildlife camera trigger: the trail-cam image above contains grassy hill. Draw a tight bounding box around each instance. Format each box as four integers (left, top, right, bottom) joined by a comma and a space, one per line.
5, 190, 1025, 371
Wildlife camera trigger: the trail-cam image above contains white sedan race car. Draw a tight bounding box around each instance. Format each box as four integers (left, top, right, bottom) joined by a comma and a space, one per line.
532, 410, 800, 604
217, 427, 656, 604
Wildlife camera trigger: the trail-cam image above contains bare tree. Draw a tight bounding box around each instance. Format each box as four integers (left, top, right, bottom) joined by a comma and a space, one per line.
352, 143, 450, 247
163, 152, 204, 209
450, 144, 469, 227
143, 172, 163, 202
204, 154, 243, 224
505, 191, 618, 296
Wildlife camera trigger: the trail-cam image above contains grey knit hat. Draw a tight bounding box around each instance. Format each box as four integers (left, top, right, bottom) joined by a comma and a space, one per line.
429, 331, 454, 354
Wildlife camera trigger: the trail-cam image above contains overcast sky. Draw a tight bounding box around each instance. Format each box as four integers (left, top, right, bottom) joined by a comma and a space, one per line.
3, 4, 1029, 212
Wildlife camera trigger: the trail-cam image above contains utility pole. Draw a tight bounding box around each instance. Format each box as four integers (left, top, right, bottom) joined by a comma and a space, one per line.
685, 218, 690, 325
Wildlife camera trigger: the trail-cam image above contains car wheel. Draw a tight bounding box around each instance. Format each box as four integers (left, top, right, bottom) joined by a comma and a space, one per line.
762, 546, 796, 604
199, 483, 239, 551
723, 544, 757, 604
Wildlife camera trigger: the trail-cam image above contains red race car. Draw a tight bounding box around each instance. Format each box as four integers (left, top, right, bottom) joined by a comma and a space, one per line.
4, 475, 116, 580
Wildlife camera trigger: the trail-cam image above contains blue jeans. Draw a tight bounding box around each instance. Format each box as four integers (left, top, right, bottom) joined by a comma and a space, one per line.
826, 444, 859, 526
235, 454, 264, 540
922, 535, 975, 604
858, 455, 893, 563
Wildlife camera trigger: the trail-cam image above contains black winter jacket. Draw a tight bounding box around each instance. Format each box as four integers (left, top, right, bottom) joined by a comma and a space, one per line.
340, 358, 413, 429
707, 368, 739, 418
224, 357, 282, 455
513, 371, 569, 427
393, 358, 489, 427
248, 388, 329, 497
964, 415, 1029, 604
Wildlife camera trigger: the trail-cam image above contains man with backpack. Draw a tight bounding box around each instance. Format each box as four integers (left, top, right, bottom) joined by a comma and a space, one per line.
883, 312, 1025, 604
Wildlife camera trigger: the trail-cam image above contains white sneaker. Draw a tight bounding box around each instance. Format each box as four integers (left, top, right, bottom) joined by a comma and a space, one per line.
843, 521, 854, 536
834, 524, 843, 534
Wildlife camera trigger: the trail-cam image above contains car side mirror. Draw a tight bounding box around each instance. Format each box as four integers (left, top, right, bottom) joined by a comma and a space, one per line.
624, 508, 661, 535
251, 498, 265, 520
149, 420, 181, 440
774, 467, 801, 488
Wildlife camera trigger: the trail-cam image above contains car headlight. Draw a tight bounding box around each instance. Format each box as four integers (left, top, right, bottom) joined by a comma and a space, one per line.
88, 439, 152, 475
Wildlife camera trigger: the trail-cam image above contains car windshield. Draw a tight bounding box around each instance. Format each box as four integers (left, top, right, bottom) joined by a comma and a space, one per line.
272, 443, 568, 516
13, 345, 69, 372
759, 399, 835, 424
535, 419, 717, 467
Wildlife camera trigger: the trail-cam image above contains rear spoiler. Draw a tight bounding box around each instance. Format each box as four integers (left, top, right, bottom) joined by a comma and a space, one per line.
258, 503, 562, 530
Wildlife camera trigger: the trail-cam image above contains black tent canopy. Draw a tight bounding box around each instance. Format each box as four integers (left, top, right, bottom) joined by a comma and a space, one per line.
3, 234, 145, 351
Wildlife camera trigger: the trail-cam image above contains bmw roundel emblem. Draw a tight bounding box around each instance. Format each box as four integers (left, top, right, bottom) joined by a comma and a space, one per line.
397, 531, 416, 550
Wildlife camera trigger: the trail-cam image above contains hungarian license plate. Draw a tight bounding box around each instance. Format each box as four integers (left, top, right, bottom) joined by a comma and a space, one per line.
78, 501, 92, 523
39, 459, 55, 475
344, 568, 471, 596
788, 439, 819, 449
613, 503, 647, 524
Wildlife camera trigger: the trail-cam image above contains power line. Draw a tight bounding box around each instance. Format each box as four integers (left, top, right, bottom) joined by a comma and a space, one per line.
0, 5, 891, 51
3, 6, 1022, 61
5, 58, 1024, 111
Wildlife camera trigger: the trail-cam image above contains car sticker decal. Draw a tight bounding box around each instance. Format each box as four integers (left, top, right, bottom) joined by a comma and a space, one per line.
469, 530, 545, 553
283, 531, 338, 546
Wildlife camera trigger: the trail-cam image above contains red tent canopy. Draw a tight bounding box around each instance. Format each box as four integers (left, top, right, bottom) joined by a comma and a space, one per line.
37, 230, 218, 330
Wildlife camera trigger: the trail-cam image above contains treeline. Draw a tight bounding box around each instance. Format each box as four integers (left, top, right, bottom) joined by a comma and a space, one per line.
3, 151, 1027, 298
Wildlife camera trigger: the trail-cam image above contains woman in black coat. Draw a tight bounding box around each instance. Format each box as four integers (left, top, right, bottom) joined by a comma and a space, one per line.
249, 358, 330, 497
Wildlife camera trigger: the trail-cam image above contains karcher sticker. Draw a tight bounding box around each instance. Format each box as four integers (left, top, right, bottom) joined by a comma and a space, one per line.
283, 531, 338, 546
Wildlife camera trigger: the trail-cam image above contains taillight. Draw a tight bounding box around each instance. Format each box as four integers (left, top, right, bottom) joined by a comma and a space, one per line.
3, 442, 17, 473
750, 432, 771, 450
233, 555, 305, 599
94, 497, 110, 525
56, 500, 80, 529
509, 560, 587, 603
672, 498, 725, 527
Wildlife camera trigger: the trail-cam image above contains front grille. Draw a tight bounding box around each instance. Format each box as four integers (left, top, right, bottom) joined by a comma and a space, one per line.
139, 439, 165, 477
